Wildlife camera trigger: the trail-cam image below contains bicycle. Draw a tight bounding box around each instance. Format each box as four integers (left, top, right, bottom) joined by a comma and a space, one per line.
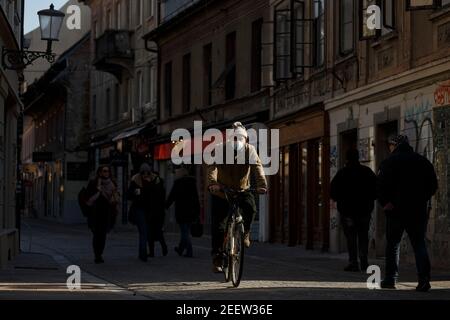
220, 187, 256, 288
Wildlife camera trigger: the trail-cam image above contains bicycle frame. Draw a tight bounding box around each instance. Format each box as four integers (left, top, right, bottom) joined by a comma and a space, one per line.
221, 188, 254, 287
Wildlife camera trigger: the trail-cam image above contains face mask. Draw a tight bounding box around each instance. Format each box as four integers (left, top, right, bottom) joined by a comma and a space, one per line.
234, 141, 245, 151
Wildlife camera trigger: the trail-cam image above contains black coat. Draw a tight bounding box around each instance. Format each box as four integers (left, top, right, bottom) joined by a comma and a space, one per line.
377, 143, 438, 215
127, 175, 166, 226
166, 176, 200, 224
85, 178, 117, 233
330, 162, 377, 217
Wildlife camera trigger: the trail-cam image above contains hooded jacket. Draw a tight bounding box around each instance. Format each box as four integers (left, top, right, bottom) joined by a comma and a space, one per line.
377, 143, 438, 214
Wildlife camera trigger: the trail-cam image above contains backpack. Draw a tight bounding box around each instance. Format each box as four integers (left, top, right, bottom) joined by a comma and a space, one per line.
78, 187, 91, 217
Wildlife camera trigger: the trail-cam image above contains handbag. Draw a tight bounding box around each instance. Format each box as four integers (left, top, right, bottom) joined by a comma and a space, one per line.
190, 218, 203, 238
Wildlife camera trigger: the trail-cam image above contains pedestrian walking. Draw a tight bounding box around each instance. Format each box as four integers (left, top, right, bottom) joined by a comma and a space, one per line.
166, 166, 201, 258
330, 149, 377, 272
128, 163, 167, 262
85, 165, 120, 264
377, 135, 438, 292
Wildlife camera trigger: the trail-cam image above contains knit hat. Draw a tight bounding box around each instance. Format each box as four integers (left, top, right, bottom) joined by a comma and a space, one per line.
388, 134, 410, 147
231, 122, 248, 139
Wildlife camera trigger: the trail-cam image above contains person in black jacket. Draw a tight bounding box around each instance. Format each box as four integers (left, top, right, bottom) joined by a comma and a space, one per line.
128, 163, 167, 261
330, 149, 377, 272
377, 135, 438, 292
166, 166, 200, 258
85, 165, 119, 264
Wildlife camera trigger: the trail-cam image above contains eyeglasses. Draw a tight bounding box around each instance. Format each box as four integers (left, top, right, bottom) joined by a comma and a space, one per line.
142, 171, 151, 175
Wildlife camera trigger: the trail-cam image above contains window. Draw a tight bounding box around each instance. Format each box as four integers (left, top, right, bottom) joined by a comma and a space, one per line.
116, 1, 121, 29
203, 43, 213, 106
225, 32, 237, 100
114, 84, 120, 122
138, 71, 143, 111
251, 19, 263, 92
274, 7, 291, 80
406, 0, 439, 10
340, 0, 354, 55
274, 0, 310, 81
182, 53, 191, 113
149, 0, 155, 17
106, 88, 111, 124
149, 65, 156, 104
127, 78, 133, 114
128, 0, 133, 29
293, 0, 308, 73
123, 78, 129, 114
360, 0, 379, 40
314, 0, 325, 67
382, 0, 395, 35
164, 62, 173, 117
139, 0, 144, 25
107, 9, 112, 29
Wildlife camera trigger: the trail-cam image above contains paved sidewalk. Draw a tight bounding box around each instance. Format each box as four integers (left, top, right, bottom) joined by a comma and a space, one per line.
0, 218, 449, 300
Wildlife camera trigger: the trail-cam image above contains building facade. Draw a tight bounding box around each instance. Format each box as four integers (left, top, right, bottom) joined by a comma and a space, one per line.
0, 0, 23, 267
21, 1, 91, 224
323, 0, 450, 267
144, 0, 272, 238
80, 0, 159, 224
22, 34, 92, 224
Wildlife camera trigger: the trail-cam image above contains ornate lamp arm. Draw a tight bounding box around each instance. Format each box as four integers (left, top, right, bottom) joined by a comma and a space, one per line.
2, 47, 56, 71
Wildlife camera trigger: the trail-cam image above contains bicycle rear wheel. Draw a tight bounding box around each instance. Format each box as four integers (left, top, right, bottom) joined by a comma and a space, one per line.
231, 223, 245, 287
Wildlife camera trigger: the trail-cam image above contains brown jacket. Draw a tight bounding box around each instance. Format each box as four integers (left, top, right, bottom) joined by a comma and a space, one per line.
207, 143, 267, 196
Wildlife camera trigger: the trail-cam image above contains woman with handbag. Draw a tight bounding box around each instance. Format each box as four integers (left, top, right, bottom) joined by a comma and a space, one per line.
166, 166, 201, 258
85, 165, 119, 264
128, 163, 167, 262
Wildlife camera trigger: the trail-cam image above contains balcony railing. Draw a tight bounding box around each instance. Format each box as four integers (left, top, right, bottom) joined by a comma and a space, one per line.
94, 30, 134, 82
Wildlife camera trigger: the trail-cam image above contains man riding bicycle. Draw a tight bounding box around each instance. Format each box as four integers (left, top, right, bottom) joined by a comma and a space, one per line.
207, 122, 267, 273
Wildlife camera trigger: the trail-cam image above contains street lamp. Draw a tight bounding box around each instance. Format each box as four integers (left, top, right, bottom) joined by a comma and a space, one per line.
2, 4, 65, 70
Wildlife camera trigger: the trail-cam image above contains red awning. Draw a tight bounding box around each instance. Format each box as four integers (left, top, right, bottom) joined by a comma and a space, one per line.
153, 131, 226, 161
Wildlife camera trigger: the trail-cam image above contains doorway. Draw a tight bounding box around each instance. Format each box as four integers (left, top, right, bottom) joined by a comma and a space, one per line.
374, 120, 398, 256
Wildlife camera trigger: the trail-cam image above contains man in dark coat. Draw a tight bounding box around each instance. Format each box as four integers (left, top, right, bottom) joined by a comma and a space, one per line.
377, 135, 438, 292
166, 166, 200, 258
330, 149, 377, 272
128, 164, 167, 261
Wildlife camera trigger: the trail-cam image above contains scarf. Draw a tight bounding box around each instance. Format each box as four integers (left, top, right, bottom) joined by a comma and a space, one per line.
99, 178, 116, 203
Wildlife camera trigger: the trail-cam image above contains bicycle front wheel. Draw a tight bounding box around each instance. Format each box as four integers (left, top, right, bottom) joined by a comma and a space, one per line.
231, 223, 245, 287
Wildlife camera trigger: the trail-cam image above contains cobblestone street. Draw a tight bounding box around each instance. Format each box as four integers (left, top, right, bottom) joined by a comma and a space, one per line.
0, 218, 449, 300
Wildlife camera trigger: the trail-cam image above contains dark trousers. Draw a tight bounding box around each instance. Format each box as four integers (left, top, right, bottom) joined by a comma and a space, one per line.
178, 223, 193, 256
148, 225, 167, 257
385, 211, 430, 283
92, 230, 107, 258
211, 192, 256, 255
341, 214, 371, 267
136, 208, 152, 258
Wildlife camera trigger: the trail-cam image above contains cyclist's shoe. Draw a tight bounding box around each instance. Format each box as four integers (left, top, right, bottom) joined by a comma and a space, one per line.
416, 280, 431, 292
212, 254, 223, 273
380, 279, 396, 289
244, 232, 251, 248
